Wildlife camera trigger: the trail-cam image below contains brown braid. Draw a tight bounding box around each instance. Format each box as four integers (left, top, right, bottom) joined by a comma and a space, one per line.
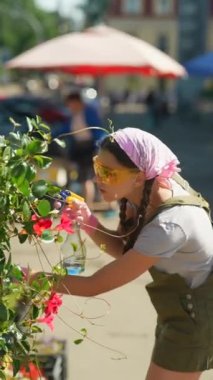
119, 198, 128, 231
122, 178, 155, 253
119, 198, 135, 239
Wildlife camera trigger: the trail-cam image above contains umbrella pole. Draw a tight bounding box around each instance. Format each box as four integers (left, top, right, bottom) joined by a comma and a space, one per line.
95, 76, 105, 97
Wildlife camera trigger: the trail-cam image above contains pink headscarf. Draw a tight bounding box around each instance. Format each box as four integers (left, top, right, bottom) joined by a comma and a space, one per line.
113, 128, 180, 181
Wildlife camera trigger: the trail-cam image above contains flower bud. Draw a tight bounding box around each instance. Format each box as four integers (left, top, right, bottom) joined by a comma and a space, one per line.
54, 200, 62, 210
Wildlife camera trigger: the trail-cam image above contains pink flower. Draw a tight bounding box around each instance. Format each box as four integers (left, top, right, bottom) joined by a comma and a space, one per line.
37, 314, 55, 331
44, 292, 63, 315
55, 213, 74, 234
37, 292, 63, 331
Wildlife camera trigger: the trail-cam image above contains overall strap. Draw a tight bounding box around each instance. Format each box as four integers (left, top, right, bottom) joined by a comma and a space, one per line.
146, 174, 211, 224
155, 195, 210, 216
172, 173, 204, 198
172, 173, 210, 214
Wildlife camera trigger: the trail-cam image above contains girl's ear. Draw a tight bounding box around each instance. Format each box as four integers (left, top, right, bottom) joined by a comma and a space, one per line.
134, 171, 145, 187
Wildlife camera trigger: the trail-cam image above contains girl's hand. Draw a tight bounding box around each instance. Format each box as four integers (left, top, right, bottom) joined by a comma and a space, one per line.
63, 200, 98, 234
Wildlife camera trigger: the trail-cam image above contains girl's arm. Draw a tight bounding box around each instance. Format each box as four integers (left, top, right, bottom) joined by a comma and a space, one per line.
55, 249, 159, 297
83, 219, 125, 259
80, 201, 136, 259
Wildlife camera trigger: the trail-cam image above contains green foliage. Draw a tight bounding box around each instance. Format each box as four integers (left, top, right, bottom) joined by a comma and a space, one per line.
74, 327, 88, 345
0, 0, 70, 57
0, 116, 112, 376
0, 116, 63, 374
79, 0, 111, 28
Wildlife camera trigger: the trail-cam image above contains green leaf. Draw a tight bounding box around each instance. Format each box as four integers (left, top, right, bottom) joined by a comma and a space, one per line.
21, 340, 31, 352
8, 131, 22, 147
11, 163, 27, 185
2, 146, 11, 160
80, 328, 87, 337
32, 305, 40, 319
0, 135, 6, 147
32, 325, 43, 333
5, 252, 12, 269
55, 235, 64, 243
40, 122, 51, 131
13, 359, 21, 376
27, 140, 48, 154
18, 232, 28, 244
31, 180, 48, 197
32, 275, 51, 292
11, 265, 23, 280
15, 148, 24, 157
74, 338, 84, 345
36, 115, 42, 124
9, 117, 21, 128
0, 304, 9, 322
33, 155, 52, 169
42, 133, 52, 142
0, 370, 6, 379
23, 221, 34, 235
37, 199, 51, 216
17, 179, 31, 196
0, 196, 7, 208
25, 165, 36, 182
31, 117, 40, 128
71, 242, 78, 252
47, 184, 61, 195
0, 252, 6, 274
26, 117, 33, 132
53, 138, 66, 148
23, 201, 31, 220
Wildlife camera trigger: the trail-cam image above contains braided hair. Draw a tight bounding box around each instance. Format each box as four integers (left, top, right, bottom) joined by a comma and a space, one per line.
122, 178, 155, 253
99, 136, 155, 253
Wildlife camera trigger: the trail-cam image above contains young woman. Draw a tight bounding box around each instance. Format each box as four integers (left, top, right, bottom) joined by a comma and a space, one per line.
45, 128, 213, 379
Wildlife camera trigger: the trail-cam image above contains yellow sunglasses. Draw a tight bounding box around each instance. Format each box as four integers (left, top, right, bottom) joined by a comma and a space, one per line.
93, 155, 139, 184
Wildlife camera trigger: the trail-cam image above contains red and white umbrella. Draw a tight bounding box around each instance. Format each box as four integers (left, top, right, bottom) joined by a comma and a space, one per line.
6, 24, 186, 78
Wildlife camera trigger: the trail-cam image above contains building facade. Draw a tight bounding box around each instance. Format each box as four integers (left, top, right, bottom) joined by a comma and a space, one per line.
104, 0, 213, 92
107, 0, 213, 59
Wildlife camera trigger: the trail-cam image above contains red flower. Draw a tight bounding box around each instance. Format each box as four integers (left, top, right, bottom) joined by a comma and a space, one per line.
20, 362, 45, 380
32, 215, 52, 236
55, 213, 74, 234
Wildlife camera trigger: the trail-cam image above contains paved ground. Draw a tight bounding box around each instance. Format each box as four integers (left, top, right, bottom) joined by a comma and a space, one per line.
11, 112, 213, 379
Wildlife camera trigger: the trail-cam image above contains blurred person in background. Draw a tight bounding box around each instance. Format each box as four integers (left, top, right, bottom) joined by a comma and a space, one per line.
64, 90, 105, 206
145, 87, 160, 129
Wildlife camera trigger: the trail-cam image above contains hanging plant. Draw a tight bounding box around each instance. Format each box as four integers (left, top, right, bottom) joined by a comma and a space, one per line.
0, 115, 122, 378
0, 116, 72, 378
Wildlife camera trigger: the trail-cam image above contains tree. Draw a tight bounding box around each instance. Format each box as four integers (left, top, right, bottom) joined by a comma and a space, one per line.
79, 0, 111, 29
0, 0, 71, 58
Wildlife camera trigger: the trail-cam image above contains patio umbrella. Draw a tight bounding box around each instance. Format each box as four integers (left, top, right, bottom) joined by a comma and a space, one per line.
6, 25, 186, 78
184, 52, 213, 77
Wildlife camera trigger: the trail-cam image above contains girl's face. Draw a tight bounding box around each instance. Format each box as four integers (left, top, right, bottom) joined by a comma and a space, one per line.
93, 150, 144, 203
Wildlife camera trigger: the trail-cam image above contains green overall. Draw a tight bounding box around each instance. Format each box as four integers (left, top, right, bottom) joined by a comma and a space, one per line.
145, 174, 213, 372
